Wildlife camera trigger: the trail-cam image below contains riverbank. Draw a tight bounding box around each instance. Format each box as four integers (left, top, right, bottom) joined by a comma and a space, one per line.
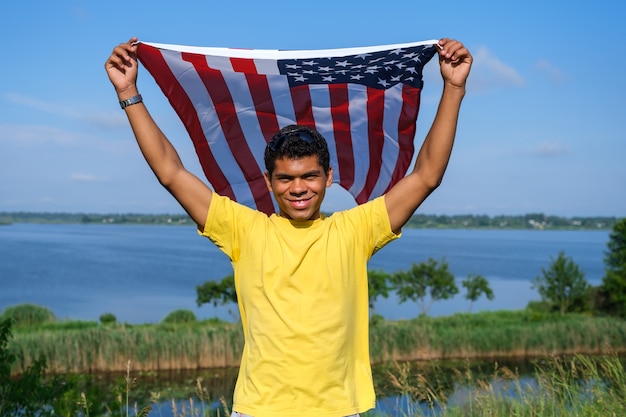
0, 211, 619, 229
8, 310, 626, 375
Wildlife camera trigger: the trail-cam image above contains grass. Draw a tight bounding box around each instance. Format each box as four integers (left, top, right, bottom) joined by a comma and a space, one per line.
369, 310, 626, 363
366, 353, 626, 416
79, 354, 626, 416
8, 310, 626, 375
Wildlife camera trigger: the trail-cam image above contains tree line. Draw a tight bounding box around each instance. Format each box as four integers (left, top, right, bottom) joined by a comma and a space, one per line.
0, 211, 619, 229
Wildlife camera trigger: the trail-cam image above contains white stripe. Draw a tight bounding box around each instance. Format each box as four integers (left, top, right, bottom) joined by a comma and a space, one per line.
221, 71, 268, 172
141, 40, 438, 60
265, 75, 297, 127
160, 50, 256, 207
308, 85, 341, 184
204, 54, 234, 71
371, 84, 406, 198
252, 58, 281, 75
346, 85, 371, 198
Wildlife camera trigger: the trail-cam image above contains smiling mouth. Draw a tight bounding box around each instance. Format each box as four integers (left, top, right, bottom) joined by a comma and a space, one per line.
288, 196, 313, 207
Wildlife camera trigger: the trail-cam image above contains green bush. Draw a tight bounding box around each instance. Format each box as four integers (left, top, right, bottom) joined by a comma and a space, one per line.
99, 312, 117, 325
0, 304, 56, 327
0, 318, 76, 416
162, 309, 197, 324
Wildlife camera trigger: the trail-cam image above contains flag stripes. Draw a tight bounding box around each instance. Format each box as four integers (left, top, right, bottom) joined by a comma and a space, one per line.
137, 40, 438, 214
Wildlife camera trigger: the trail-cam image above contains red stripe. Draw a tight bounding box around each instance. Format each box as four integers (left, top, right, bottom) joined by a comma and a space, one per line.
385, 85, 421, 193
136, 44, 234, 199
230, 57, 257, 74
355, 87, 386, 203
289, 85, 315, 127
229, 58, 281, 141
328, 84, 354, 190
182, 53, 275, 214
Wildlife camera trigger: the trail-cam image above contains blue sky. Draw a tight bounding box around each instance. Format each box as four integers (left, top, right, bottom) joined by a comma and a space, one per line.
1, 1, 624, 217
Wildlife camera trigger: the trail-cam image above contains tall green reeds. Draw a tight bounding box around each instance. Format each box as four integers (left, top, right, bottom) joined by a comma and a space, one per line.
10, 323, 244, 374
369, 311, 626, 363
8, 310, 626, 375
376, 354, 626, 416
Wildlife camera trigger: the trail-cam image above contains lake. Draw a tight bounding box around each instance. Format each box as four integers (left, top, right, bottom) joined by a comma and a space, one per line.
0, 223, 610, 323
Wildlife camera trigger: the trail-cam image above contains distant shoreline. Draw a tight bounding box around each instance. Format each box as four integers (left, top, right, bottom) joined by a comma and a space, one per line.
0, 211, 620, 230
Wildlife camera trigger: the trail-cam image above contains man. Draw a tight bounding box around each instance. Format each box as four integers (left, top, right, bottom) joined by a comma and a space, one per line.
105, 37, 472, 417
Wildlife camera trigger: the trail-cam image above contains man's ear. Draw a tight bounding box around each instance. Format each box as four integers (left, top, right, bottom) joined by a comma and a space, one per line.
264, 171, 273, 192
326, 167, 333, 187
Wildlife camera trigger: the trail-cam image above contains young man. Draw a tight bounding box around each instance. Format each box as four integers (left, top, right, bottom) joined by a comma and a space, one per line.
105, 37, 472, 417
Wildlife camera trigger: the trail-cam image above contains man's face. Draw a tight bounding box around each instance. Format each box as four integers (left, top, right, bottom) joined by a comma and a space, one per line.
264, 156, 333, 221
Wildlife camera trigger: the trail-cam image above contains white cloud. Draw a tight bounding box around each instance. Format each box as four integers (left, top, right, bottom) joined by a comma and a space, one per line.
532, 141, 571, 157
517, 141, 571, 158
535, 59, 566, 84
70, 173, 108, 182
3, 92, 128, 130
0, 123, 81, 145
470, 46, 524, 93
3, 92, 80, 119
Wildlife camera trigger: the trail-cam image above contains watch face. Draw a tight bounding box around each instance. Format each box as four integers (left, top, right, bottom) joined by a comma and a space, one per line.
121, 95, 142, 109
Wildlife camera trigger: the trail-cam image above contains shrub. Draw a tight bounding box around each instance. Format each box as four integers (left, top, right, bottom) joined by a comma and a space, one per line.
99, 312, 117, 325
0, 318, 76, 416
0, 304, 56, 327
162, 309, 197, 324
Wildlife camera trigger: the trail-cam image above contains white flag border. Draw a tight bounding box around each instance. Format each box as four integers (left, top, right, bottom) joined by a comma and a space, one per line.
139, 40, 439, 60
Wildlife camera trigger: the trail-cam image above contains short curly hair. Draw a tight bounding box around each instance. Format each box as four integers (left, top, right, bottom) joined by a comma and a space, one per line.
264, 125, 330, 176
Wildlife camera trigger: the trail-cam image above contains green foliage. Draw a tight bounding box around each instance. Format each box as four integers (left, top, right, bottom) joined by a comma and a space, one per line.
0, 303, 56, 327
403, 212, 617, 230
368, 269, 392, 316
0, 318, 78, 416
461, 274, 494, 312
601, 217, 626, 317
532, 252, 590, 315
391, 258, 459, 316
100, 312, 117, 325
162, 309, 197, 324
1, 211, 618, 229
378, 353, 626, 416
197, 274, 237, 307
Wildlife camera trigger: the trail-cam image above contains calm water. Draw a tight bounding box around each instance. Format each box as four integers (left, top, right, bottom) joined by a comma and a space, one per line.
0, 223, 610, 323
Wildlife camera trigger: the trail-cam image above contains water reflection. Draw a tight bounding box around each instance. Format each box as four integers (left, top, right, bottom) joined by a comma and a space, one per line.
91, 358, 538, 416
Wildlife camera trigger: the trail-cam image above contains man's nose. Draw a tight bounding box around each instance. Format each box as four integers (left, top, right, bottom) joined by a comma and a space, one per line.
289, 178, 306, 195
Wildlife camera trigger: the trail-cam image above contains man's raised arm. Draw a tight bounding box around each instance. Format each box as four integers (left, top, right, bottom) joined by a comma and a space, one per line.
105, 38, 213, 229
385, 38, 473, 233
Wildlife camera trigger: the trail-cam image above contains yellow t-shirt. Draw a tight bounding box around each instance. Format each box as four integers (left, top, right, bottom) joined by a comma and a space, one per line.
200, 194, 399, 417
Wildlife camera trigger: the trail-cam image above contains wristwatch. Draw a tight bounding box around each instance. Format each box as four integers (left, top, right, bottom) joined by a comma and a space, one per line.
119, 94, 143, 109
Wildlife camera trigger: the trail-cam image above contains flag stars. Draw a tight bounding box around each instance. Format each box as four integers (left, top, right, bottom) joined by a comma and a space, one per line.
278, 43, 435, 89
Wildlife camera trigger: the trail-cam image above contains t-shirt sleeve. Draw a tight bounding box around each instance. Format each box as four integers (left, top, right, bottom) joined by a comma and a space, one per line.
197, 193, 262, 260
368, 196, 401, 254
335, 196, 400, 257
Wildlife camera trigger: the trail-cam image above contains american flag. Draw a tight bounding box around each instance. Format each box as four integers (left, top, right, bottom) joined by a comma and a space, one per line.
137, 40, 438, 215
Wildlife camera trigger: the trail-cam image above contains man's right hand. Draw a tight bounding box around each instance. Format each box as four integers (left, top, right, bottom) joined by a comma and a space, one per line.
104, 37, 140, 99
